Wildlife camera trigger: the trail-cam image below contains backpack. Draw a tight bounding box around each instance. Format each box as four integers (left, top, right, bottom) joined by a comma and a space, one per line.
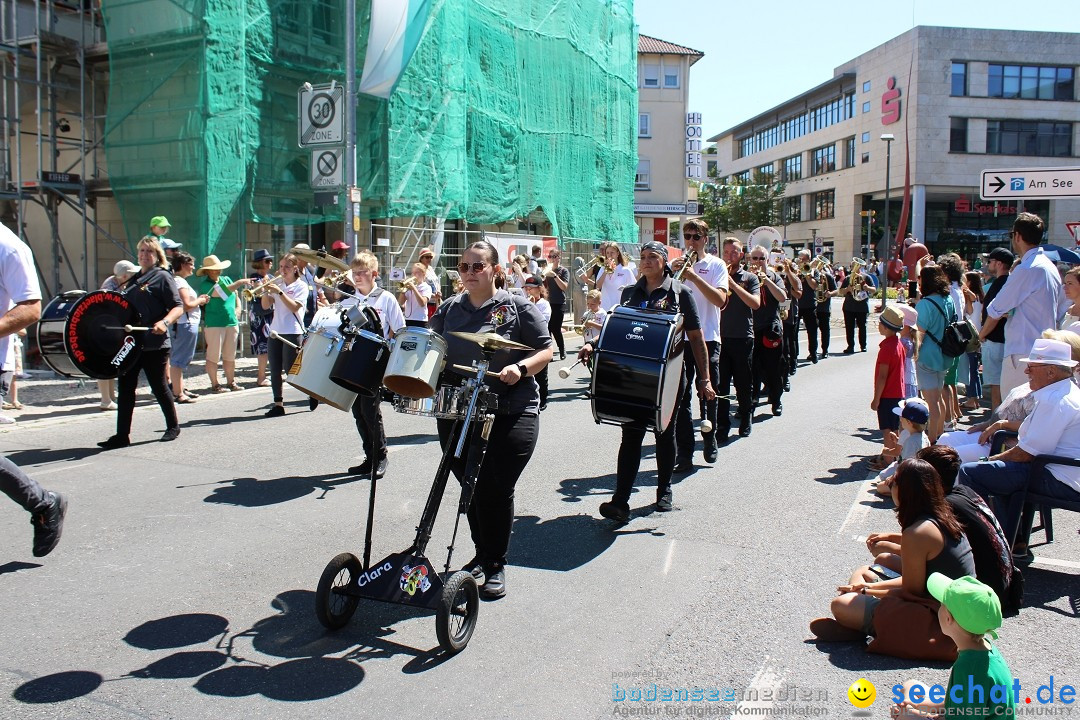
924, 297, 976, 358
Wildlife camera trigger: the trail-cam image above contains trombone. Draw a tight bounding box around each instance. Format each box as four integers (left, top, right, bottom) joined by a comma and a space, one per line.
241, 274, 284, 301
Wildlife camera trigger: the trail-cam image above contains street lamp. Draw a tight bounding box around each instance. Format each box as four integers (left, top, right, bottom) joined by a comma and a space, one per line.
880, 133, 895, 306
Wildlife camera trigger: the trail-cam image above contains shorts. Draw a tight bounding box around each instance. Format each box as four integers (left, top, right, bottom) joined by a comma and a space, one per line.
170, 322, 199, 369
944, 355, 960, 386
861, 575, 887, 635
916, 363, 946, 392
982, 340, 1005, 385
0, 369, 11, 399
204, 325, 238, 364
877, 397, 902, 432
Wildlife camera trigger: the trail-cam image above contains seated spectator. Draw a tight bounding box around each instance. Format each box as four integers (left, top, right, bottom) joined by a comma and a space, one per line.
873, 398, 930, 496
958, 337, 1080, 559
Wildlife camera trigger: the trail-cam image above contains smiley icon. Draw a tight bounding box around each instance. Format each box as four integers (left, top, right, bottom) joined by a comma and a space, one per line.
847, 678, 876, 708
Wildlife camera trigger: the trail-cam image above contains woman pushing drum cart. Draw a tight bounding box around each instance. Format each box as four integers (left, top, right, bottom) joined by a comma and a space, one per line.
314, 239, 552, 653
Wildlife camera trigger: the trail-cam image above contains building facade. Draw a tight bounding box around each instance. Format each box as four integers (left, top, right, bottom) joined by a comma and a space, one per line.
708, 26, 1080, 263
635, 35, 703, 245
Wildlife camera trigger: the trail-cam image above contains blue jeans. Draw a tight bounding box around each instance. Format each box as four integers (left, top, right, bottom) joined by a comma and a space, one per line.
958, 460, 1080, 545
965, 351, 982, 402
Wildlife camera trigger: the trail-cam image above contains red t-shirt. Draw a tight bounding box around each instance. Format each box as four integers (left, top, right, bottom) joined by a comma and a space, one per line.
876, 335, 905, 399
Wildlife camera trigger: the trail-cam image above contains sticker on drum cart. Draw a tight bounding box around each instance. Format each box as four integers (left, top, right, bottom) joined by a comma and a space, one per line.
400, 563, 432, 596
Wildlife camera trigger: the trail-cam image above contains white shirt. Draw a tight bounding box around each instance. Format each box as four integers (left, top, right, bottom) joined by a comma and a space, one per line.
950, 281, 966, 322
0, 225, 42, 371
598, 264, 636, 312
1017, 377, 1080, 493
343, 286, 406, 341
402, 280, 432, 322
683, 253, 730, 344
1060, 312, 1080, 335
986, 246, 1062, 357
532, 297, 551, 323
582, 307, 606, 344
269, 278, 308, 335
968, 300, 983, 334
174, 275, 202, 325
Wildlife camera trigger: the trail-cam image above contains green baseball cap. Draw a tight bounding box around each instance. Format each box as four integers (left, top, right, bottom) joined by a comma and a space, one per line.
927, 573, 1001, 638
149, 215, 171, 229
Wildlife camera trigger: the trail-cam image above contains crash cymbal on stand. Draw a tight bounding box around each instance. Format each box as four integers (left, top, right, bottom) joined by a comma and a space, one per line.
288, 246, 350, 273
448, 331, 534, 352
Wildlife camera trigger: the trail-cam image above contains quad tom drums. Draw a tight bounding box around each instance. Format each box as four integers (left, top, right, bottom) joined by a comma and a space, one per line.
287, 307, 358, 411
330, 328, 390, 397
36, 290, 143, 379
382, 328, 446, 399
590, 306, 685, 433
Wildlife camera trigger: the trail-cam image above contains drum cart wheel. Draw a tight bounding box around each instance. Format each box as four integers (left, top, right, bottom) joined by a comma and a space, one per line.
315, 552, 362, 630
435, 570, 479, 653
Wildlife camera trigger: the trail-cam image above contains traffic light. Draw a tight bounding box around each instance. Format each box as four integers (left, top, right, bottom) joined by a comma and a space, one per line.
859, 210, 877, 217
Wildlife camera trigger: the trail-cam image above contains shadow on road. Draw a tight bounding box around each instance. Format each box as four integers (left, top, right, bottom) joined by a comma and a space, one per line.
1018, 565, 1080, 618
191, 472, 362, 507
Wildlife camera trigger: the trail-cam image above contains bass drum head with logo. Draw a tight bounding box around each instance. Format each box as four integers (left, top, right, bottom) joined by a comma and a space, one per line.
36, 290, 143, 379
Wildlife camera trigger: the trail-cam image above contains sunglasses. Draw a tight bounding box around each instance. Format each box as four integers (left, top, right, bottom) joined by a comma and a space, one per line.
683, 233, 702, 240
457, 262, 489, 274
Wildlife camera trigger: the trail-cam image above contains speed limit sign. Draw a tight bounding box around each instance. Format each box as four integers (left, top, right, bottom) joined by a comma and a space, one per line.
298, 83, 344, 147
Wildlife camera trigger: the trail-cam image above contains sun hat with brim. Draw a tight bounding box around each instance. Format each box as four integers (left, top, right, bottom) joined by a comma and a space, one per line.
195, 255, 232, 276
419, 246, 435, 259
1019, 338, 1078, 368
896, 303, 918, 328
927, 573, 1001, 639
879, 305, 904, 332
149, 215, 171, 229
113, 260, 138, 277
893, 397, 930, 425
252, 249, 272, 264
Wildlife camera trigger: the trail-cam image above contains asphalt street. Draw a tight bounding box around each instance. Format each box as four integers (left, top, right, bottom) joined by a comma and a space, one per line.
2, 328, 1078, 720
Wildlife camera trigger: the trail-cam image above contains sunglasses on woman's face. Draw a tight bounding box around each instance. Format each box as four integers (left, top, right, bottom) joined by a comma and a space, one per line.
457, 262, 488, 274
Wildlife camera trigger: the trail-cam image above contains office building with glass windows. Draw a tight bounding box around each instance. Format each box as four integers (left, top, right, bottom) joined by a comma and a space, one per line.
706, 26, 1079, 263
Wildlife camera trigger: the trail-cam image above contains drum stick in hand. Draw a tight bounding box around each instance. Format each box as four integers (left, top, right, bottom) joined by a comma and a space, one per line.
558, 359, 583, 379
452, 363, 500, 379
117, 325, 151, 332
270, 331, 300, 350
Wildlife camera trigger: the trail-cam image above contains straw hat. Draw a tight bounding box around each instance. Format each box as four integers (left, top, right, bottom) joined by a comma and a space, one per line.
195, 255, 232, 276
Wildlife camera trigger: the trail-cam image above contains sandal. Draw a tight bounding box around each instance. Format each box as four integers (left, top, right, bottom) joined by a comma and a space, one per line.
226, 382, 243, 391
2, 401, 23, 410
211, 385, 228, 394
175, 395, 196, 404
257, 379, 270, 387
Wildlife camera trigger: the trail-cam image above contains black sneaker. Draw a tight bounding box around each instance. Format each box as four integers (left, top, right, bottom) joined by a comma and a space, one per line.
772, 403, 783, 416
843, 347, 855, 355
160, 427, 180, 442
348, 459, 372, 475
538, 402, 548, 411
461, 558, 486, 584
375, 457, 388, 479
31, 491, 67, 557
598, 501, 630, 523
265, 405, 285, 418
739, 416, 753, 437
308, 397, 320, 411
673, 459, 694, 474
783, 379, 791, 392
481, 567, 506, 599
97, 435, 130, 450
656, 487, 673, 512
703, 434, 718, 463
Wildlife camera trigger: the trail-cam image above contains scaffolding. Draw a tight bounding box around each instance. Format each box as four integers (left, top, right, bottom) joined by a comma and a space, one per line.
0, 0, 120, 296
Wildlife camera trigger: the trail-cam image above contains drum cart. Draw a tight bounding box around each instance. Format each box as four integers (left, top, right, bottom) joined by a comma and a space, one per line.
314, 352, 499, 654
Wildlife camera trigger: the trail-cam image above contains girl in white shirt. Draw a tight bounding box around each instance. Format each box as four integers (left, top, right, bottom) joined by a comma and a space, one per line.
962, 271, 985, 411
263, 254, 308, 417
399, 262, 432, 327
525, 277, 552, 410
595, 244, 636, 312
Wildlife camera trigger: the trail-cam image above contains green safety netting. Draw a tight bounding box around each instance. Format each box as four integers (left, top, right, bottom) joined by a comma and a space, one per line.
101, 0, 638, 262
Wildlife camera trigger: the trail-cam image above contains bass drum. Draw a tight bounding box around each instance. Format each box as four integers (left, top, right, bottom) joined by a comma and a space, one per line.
590, 306, 684, 433
36, 290, 143, 379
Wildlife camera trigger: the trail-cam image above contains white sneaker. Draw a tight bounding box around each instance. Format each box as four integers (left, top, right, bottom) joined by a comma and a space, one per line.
100, 401, 118, 411
0, 415, 15, 424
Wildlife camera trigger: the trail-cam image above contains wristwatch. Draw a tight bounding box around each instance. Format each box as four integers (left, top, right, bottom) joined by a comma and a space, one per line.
517, 362, 528, 378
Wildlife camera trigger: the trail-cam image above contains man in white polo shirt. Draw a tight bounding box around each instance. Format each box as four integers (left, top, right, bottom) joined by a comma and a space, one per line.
979, 212, 1061, 398
958, 337, 1080, 554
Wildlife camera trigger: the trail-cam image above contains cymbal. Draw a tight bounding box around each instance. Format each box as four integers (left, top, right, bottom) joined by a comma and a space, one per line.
288, 246, 349, 273
448, 331, 534, 352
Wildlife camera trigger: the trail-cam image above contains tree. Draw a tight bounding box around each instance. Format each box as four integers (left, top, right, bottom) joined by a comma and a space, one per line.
698, 170, 786, 233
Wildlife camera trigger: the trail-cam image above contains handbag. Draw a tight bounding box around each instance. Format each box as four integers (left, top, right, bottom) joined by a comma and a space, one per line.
923, 297, 975, 358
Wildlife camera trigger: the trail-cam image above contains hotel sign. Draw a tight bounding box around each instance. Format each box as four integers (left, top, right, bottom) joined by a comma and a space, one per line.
686, 112, 702, 179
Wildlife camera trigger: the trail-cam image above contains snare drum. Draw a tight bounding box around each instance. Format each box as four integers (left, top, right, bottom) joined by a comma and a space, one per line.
382, 327, 447, 399
330, 329, 390, 396
432, 385, 468, 419
286, 329, 357, 411
36, 290, 143, 379
392, 394, 435, 417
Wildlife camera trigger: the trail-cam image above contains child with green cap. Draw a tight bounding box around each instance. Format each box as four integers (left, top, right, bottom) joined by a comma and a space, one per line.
893, 573, 1016, 718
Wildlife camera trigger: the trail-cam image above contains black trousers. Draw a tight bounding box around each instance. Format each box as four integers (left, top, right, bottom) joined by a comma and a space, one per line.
548, 304, 565, 357
783, 316, 799, 374
752, 334, 785, 406
116, 349, 177, 438
437, 412, 538, 569
816, 312, 831, 355
1, 455, 48, 514
351, 393, 386, 462
844, 310, 869, 351
716, 337, 753, 432
268, 334, 300, 404
536, 366, 549, 405
675, 341, 718, 462
615, 419, 677, 507
801, 309, 818, 358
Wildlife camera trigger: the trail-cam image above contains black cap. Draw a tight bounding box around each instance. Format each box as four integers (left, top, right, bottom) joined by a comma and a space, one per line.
524, 276, 541, 287
987, 247, 1015, 265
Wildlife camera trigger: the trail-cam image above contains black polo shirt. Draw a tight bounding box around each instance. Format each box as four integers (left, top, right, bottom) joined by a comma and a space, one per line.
618, 275, 701, 333
815, 273, 837, 314
126, 266, 180, 351
544, 266, 570, 305
721, 267, 758, 340
752, 269, 783, 336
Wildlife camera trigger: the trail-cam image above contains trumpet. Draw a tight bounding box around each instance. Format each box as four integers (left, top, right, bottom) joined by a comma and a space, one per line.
315, 269, 347, 289
241, 274, 284, 301
673, 250, 698, 282
397, 276, 419, 293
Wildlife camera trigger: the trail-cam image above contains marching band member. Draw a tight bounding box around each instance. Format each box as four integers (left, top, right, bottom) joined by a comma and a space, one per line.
263, 254, 308, 417
344, 251, 406, 477
812, 260, 838, 358
543, 248, 571, 360
580, 289, 606, 346
524, 276, 552, 410
716, 238, 761, 441
594, 243, 636, 312
796, 249, 820, 363
749, 246, 787, 417
672, 219, 729, 467
781, 259, 803, 385
98, 238, 184, 448
579, 241, 715, 522
839, 261, 873, 354
399, 262, 432, 329
429, 240, 553, 599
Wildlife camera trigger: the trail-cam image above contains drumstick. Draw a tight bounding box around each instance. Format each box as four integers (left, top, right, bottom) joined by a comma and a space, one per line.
452, 363, 500, 379
701, 419, 713, 434
104, 324, 152, 332
558, 359, 583, 379
270, 331, 300, 350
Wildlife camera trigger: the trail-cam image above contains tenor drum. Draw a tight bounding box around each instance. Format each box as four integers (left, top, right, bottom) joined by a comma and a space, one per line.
36, 290, 143, 379
330, 329, 390, 396
590, 306, 684, 432
382, 328, 447, 399
286, 329, 357, 411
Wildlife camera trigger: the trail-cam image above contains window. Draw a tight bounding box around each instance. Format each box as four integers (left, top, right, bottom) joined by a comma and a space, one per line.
812, 189, 835, 220
638, 113, 651, 138
757, 162, 774, 179
706, 159, 718, 176
782, 155, 801, 182
783, 196, 802, 224
988, 64, 1074, 100
734, 170, 751, 184
642, 64, 659, 88
862, 80, 871, 93
663, 66, 680, 88
986, 120, 1072, 157
861, 132, 870, 143
950, 117, 968, 152
733, 91, 854, 158
861, 152, 870, 164
845, 137, 856, 168
951, 62, 967, 96
635, 159, 651, 190
811, 143, 835, 176
862, 101, 871, 114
